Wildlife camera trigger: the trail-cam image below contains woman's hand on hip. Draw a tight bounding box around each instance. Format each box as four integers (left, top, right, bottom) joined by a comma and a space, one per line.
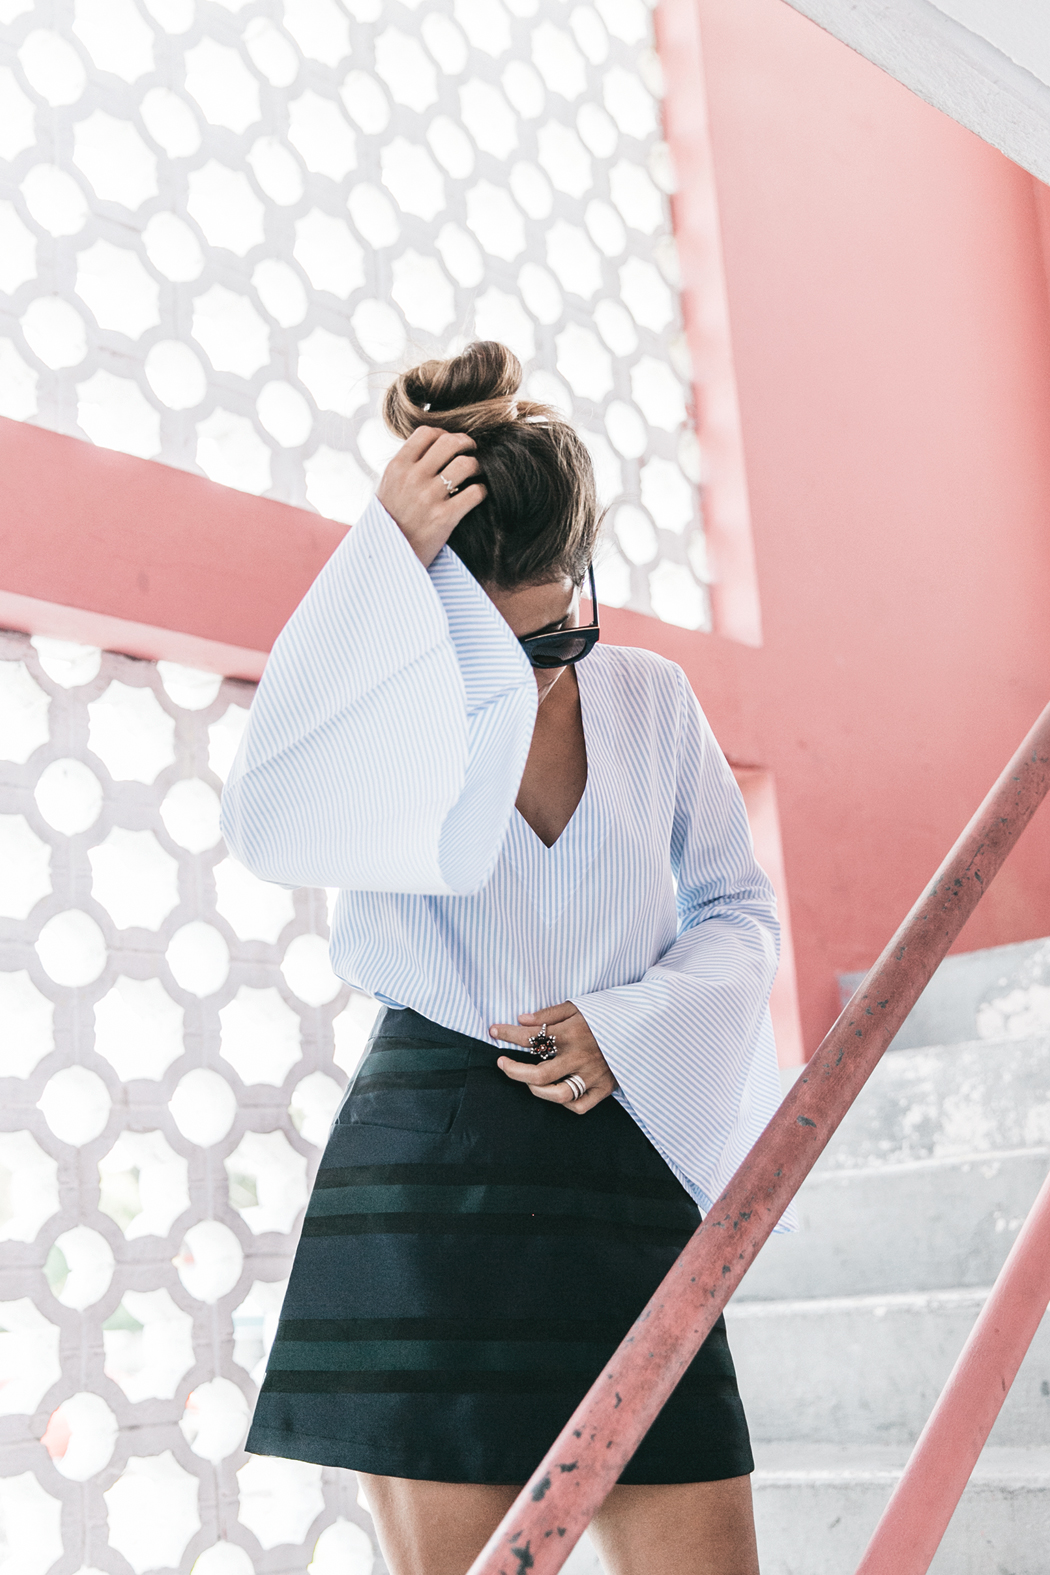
490, 1002, 618, 1115
376, 425, 487, 568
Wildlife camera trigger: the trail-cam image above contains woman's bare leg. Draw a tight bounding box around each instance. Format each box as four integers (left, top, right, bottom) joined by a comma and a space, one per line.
357, 1471, 759, 1575
356, 1474, 518, 1575
590, 1477, 760, 1575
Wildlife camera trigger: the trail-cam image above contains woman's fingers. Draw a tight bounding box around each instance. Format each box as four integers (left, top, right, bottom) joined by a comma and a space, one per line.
419, 429, 477, 476
488, 1003, 581, 1044
492, 1003, 613, 1113
446, 481, 487, 526
425, 443, 485, 528
529, 1070, 616, 1113
517, 1002, 578, 1026
489, 1023, 536, 1048
496, 1051, 616, 1113
398, 425, 473, 466
526, 1068, 602, 1099
377, 427, 485, 566
399, 424, 442, 457
496, 1052, 589, 1087
566, 1085, 612, 1114
434, 453, 483, 497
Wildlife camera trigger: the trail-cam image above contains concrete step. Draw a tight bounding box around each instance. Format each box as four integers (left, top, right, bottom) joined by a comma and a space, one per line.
560, 1537, 603, 1574
752, 1443, 1050, 1575
726, 1287, 1050, 1447
549, 1448, 1050, 1575
738, 1146, 1049, 1299
816, 1033, 1050, 1169
839, 935, 1050, 1052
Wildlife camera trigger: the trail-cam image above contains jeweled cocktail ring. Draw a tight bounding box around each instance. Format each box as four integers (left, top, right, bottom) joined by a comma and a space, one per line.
526, 1024, 558, 1061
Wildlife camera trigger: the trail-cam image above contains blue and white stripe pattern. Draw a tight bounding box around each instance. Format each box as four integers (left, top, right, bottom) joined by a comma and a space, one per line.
221, 498, 793, 1225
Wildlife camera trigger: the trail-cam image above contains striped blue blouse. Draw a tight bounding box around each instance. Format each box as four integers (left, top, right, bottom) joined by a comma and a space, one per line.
221, 497, 792, 1225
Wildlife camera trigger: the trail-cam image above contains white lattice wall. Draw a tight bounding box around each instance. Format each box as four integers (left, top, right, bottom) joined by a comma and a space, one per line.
0, 0, 713, 630
0, 630, 390, 1575
0, 3, 718, 1568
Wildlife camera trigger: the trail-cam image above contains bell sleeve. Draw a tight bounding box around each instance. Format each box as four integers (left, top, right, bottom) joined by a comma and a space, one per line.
571, 667, 794, 1226
219, 495, 537, 896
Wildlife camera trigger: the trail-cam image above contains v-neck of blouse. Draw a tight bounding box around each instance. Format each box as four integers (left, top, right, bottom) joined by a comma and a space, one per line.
513, 653, 595, 853
507, 656, 610, 924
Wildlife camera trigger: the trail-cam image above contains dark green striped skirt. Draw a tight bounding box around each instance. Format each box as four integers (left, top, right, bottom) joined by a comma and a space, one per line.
246, 1007, 753, 1485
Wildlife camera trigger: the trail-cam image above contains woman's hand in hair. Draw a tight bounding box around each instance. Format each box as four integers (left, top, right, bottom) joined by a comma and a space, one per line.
376, 425, 487, 568
491, 1002, 618, 1115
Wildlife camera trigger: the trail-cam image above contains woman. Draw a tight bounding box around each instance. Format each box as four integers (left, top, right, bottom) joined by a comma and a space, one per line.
221, 341, 785, 1575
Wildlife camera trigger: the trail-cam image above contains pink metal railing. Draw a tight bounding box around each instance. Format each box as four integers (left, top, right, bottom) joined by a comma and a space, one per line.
467, 700, 1050, 1575
856, 1160, 1050, 1573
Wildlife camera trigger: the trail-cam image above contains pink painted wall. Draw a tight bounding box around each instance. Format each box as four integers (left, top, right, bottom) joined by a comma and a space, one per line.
645, 0, 1050, 1049
0, 416, 343, 676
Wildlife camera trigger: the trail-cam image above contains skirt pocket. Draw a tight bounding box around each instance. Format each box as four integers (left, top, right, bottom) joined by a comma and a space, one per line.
341, 1039, 472, 1134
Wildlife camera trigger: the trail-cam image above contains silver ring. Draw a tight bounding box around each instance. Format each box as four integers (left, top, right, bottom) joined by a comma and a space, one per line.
562, 1074, 587, 1102
439, 472, 456, 496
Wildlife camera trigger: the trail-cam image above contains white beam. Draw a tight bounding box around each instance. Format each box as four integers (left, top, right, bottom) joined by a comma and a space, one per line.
779, 0, 1050, 184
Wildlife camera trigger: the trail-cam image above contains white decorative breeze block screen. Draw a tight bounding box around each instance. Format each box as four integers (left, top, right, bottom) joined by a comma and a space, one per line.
0, 2, 714, 1568
0, 632, 388, 1575
0, 0, 712, 630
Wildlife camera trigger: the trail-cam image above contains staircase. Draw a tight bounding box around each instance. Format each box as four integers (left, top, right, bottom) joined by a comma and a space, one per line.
504, 939, 1050, 1575
731, 936, 1050, 1573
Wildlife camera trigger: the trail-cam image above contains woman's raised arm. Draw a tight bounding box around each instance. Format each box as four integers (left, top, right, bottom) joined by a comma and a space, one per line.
219, 433, 537, 896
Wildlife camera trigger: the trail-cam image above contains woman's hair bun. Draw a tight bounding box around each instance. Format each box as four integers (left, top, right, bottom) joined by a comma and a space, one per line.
383, 340, 551, 437
381, 339, 599, 589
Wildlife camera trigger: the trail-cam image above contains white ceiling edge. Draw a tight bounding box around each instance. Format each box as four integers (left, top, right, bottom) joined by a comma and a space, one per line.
780, 0, 1050, 186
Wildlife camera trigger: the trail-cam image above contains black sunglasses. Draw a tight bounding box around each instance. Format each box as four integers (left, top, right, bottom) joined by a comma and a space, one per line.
518, 564, 600, 670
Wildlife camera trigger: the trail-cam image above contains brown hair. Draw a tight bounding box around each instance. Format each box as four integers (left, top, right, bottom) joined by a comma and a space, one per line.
382, 341, 600, 589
